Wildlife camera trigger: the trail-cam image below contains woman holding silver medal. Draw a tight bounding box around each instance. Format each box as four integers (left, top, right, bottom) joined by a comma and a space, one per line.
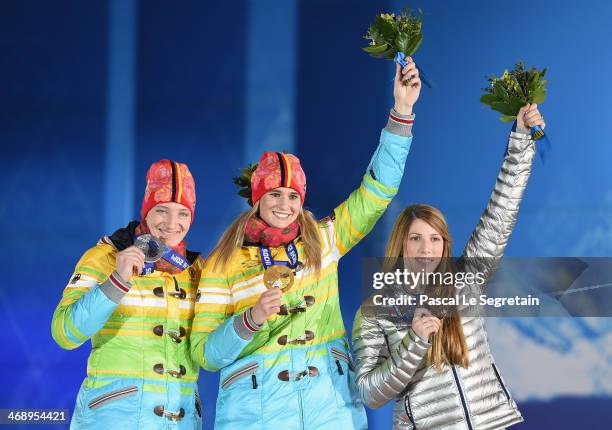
190, 58, 421, 429
52, 159, 205, 429
351, 104, 545, 429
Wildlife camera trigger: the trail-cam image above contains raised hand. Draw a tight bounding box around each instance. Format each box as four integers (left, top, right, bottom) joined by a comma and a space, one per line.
517, 103, 545, 132
393, 57, 421, 115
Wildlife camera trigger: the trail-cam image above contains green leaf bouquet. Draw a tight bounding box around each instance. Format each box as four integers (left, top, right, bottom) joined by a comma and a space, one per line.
233, 164, 257, 206
480, 62, 548, 139
362, 8, 423, 59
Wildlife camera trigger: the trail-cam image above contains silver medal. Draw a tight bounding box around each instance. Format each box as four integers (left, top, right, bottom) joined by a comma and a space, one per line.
134, 234, 166, 263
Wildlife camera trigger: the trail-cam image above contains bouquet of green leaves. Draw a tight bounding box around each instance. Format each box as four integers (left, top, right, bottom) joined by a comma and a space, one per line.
481, 62, 548, 139
362, 8, 423, 60
233, 163, 258, 206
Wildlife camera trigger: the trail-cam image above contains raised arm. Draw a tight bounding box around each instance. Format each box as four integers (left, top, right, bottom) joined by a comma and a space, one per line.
463, 104, 543, 267
331, 60, 422, 257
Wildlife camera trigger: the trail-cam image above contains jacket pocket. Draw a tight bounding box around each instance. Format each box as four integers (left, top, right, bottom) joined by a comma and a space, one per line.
87, 385, 138, 410
216, 360, 262, 428
221, 361, 260, 390
491, 362, 511, 401
331, 347, 354, 373
327, 345, 361, 408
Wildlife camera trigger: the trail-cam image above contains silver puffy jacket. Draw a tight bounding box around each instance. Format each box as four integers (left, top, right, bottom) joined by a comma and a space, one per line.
352, 131, 536, 430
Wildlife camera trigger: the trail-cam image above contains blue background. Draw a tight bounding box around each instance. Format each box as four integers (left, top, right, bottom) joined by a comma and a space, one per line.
1, 0, 611, 428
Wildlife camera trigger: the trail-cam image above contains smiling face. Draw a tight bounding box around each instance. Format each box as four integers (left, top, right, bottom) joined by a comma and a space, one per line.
258, 187, 301, 228
144, 202, 192, 246
403, 218, 444, 272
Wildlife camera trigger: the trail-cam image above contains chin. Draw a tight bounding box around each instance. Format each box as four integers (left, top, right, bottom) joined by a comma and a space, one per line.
405, 260, 436, 273
270, 221, 290, 229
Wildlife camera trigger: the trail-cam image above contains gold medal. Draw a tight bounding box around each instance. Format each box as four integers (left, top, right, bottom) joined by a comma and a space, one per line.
263, 265, 294, 291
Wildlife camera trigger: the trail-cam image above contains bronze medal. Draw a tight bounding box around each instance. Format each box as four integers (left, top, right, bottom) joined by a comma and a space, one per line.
263, 265, 294, 291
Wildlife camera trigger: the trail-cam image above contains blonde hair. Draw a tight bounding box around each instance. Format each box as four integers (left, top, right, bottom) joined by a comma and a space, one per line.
208, 201, 322, 274
385, 204, 469, 370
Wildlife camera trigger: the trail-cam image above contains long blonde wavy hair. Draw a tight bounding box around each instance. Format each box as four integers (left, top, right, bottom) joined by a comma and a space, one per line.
208, 200, 322, 274
385, 204, 469, 370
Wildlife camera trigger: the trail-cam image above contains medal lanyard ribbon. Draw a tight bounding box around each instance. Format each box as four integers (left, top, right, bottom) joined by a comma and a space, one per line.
259, 241, 299, 270
141, 247, 190, 275
393, 293, 424, 323
394, 52, 433, 88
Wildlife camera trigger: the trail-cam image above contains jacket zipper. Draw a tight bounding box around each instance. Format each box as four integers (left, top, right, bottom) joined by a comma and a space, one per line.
491, 363, 511, 400
195, 391, 202, 417
403, 395, 417, 429
88, 386, 138, 409
451, 365, 474, 430
298, 390, 305, 430
331, 347, 353, 371
221, 362, 259, 389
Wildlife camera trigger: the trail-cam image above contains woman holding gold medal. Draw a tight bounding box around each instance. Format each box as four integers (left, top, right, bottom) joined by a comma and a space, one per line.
191, 58, 422, 429
52, 160, 205, 429
351, 103, 545, 429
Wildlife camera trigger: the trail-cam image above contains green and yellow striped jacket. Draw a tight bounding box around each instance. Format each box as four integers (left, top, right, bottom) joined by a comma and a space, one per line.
191, 121, 413, 429
52, 240, 204, 429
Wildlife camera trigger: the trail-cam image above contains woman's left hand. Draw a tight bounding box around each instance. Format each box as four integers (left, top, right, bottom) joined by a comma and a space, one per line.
393, 57, 421, 115
517, 103, 546, 132
411, 307, 441, 341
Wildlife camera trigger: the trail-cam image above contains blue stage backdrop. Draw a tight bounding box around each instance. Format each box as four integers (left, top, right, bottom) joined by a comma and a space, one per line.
1, 1, 611, 429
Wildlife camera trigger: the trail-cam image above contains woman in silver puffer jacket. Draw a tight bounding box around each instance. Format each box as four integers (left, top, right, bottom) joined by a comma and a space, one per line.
352, 104, 545, 430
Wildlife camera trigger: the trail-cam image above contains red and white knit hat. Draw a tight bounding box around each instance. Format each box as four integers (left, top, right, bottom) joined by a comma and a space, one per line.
250, 152, 306, 205
141, 160, 196, 222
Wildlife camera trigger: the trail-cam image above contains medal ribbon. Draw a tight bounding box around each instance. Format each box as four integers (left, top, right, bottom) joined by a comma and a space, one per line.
393, 294, 424, 324
394, 52, 433, 88
511, 120, 552, 163
258, 241, 299, 270
139, 240, 190, 275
